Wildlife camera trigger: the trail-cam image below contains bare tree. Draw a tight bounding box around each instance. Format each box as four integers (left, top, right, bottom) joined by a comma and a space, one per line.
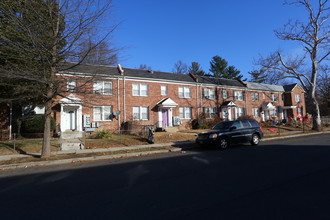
172, 60, 188, 74
72, 41, 118, 65
139, 64, 152, 70
317, 68, 330, 115
257, 0, 330, 131
0, 0, 117, 157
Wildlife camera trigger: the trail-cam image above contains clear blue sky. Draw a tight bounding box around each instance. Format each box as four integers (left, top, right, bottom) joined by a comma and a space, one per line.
111, 0, 304, 79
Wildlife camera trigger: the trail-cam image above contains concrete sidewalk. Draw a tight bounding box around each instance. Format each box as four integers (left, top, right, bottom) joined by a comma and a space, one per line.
0, 131, 329, 170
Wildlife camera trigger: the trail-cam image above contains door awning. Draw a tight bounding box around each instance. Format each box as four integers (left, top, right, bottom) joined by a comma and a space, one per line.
221, 101, 236, 107
157, 98, 178, 108
59, 94, 83, 104
262, 102, 275, 110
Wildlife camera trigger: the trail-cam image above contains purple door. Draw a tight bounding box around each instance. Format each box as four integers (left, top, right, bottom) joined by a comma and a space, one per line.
162, 109, 168, 127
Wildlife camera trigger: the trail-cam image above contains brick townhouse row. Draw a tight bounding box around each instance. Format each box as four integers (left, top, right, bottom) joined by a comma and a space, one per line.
0, 63, 306, 139
52, 63, 305, 133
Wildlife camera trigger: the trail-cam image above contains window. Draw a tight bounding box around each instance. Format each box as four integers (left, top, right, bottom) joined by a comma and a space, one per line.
297, 107, 302, 115
222, 90, 229, 99
67, 79, 76, 92
252, 108, 260, 117
203, 107, 217, 118
234, 91, 245, 101
270, 94, 277, 102
179, 107, 192, 119
94, 81, 112, 95
241, 120, 251, 128
161, 85, 168, 96
231, 121, 242, 129
133, 83, 148, 96
178, 87, 191, 98
235, 107, 245, 119
133, 106, 149, 120
203, 88, 216, 99
295, 94, 301, 102
251, 93, 259, 101
93, 106, 112, 121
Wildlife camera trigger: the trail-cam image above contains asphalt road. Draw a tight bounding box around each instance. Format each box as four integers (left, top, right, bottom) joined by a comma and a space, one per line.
0, 134, 330, 220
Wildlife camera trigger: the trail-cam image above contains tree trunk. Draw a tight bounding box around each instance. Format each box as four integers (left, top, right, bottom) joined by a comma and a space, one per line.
308, 90, 322, 131
41, 86, 53, 158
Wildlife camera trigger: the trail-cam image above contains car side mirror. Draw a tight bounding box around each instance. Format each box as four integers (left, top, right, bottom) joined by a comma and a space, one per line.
230, 126, 237, 131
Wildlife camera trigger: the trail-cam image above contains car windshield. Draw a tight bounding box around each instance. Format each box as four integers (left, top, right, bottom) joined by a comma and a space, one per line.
212, 121, 232, 130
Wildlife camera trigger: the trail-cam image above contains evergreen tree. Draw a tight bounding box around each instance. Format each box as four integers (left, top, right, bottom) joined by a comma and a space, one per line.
248, 70, 267, 83
209, 56, 243, 80
189, 62, 205, 76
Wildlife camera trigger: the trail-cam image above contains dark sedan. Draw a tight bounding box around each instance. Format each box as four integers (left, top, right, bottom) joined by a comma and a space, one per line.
196, 119, 263, 149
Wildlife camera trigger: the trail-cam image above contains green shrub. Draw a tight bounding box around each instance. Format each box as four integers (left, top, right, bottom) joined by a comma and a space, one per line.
92, 129, 113, 139
21, 115, 56, 133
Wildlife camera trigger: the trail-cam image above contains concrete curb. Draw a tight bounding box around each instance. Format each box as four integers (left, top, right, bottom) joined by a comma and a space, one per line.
262, 130, 330, 141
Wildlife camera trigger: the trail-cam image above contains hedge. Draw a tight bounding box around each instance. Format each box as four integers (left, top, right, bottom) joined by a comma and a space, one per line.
21, 115, 56, 133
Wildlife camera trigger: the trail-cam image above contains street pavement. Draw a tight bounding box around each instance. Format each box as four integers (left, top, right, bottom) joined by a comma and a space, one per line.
0, 133, 329, 219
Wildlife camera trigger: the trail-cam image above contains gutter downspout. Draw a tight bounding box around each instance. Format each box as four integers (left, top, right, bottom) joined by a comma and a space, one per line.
117, 76, 120, 131
117, 64, 125, 130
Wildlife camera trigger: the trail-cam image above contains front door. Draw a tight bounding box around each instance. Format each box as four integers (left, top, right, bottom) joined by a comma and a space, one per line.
222, 108, 232, 121
162, 109, 168, 127
63, 107, 77, 131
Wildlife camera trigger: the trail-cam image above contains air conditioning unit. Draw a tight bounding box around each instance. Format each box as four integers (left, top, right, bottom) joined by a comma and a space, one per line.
91, 122, 100, 128
173, 116, 181, 126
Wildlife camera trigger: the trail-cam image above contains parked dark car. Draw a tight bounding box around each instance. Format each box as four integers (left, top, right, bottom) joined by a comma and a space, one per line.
196, 119, 263, 149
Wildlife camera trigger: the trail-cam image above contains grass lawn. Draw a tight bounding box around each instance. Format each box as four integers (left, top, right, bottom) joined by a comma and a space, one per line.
0, 131, 198, 156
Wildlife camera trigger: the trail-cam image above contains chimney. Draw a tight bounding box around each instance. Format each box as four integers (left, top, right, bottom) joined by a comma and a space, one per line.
189, 72, 198, 83
117, 64, 124, 75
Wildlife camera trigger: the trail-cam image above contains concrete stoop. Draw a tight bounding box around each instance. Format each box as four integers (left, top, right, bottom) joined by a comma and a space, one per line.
164, 127, 179, 132
60, 131, 84, 151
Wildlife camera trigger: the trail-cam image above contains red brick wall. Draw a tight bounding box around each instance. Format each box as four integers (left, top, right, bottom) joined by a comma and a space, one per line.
54, 75, 306, 131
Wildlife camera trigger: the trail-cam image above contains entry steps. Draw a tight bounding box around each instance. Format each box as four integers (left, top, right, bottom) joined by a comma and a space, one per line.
60, 131, 85, 151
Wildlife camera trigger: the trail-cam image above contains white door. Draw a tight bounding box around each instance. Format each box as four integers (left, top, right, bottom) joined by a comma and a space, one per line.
63, 107, 77, 131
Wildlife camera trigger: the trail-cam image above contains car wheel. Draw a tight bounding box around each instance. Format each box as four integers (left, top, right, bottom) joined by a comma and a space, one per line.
218, 138, 229, 149
250, 134, 260, 145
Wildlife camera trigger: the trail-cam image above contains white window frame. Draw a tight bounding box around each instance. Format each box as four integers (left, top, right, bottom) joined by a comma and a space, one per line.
203, 107, 217, 118
161, 85, 168, 96
252, 108, 260, 117
297, 107, 302, 114
270, 94, 277, 102
295, 94, 301, 102
94, 81, 112, 95
222, 90, 228, 99
67, 79, 77, 92
133, 83, 148, 96
178, 87, 191, 98
235, 107, 246, 119
93, 106, 112, 121
203, 88, 216, 99
133, 106, 149, 120
234, 91, 244, 101
251, 92, 259, 101
179, 107, 192, 119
